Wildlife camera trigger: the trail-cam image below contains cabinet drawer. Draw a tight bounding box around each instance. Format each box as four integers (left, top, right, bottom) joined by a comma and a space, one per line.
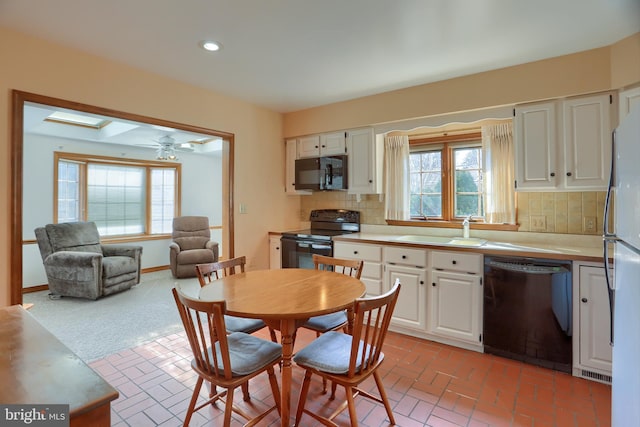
334, 242, 382, 262
432, 251, 482, 274
383, 246, 427, 267
362, 262, 382, 280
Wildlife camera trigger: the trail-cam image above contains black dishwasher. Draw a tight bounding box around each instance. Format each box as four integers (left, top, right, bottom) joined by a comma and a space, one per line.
483, 256, 573, 373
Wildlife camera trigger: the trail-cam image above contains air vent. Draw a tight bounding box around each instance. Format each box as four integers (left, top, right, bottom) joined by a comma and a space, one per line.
581, 369, 612, 384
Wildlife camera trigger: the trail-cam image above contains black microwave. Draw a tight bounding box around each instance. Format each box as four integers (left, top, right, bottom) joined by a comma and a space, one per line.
295, 155, 348, 191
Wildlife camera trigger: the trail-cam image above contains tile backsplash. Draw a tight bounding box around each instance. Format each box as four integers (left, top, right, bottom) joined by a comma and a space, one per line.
300, 191, 608, 235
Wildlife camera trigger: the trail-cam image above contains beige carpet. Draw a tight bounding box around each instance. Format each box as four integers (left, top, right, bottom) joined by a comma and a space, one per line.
23, 270, 202, 362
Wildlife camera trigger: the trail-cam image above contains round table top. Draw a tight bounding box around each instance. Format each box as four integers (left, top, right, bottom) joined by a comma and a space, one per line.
198, 268, 366, 320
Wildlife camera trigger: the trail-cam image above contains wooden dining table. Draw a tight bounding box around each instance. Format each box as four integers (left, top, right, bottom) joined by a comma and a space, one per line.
198, 268, 366, 427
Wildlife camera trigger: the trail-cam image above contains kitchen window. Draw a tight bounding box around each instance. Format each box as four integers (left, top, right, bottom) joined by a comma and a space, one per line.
388, 127, 517, 231
55, 152, 180, 237
410, 133, 484, 221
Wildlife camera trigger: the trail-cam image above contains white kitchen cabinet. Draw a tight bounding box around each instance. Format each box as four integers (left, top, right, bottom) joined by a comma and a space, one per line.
618, 86, 640, 122
562, 93, 612, 190
297, 132, 345, 158
573, 263, 612, 381
514, 101, 558, 190
514, 92, 613, 191
334, 241, 383, 296
383, 246, 428, 331
284, 138, 311, 195
428, 251, 483, 347
346, 127, 383, 196
269, 235, 281, 269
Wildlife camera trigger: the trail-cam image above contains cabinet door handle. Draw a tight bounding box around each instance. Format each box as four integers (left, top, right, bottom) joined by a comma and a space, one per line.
452, 260, 457, 265
432, 282, 436, 287
567, 172, 572, 177
420, 281, 424, 285
353, 251, 358, 254
581, 297, 588, 303
402, 255, 407, 259
550, 172, 555, 177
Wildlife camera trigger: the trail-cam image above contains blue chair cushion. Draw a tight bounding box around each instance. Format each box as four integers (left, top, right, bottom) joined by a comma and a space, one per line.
303, 310, 348, 332
294, 331, 377, 374
209, 332, 282, 376
224, 315, 266, 334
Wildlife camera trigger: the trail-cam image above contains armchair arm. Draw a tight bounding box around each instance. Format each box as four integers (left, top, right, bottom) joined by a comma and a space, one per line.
102, 244, 143, 259
205, 240, 219, 261
43, 251, 103, 300
169, 242, 181, 254
45, 251, 102, 269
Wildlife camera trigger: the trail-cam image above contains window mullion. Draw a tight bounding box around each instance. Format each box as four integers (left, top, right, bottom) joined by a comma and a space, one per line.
441, 143, 453, 221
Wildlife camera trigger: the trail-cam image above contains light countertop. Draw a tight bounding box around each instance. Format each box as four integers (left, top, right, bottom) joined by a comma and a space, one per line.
333, 231, 607, 263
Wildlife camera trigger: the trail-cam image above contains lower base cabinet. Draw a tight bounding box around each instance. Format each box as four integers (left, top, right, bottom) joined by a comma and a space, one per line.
334, 241, 383, 296
428, 270, 482, 346
573, 262, 612, 381
385, 263, 427, 330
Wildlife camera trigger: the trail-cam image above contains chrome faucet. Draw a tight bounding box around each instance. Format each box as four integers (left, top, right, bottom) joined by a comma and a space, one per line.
462, 215, 471, 239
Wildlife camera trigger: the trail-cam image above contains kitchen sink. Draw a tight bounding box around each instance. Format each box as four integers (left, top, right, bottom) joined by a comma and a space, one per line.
394, 235, 487, 247
447, 238, 487, 247
394, 235, 452, 244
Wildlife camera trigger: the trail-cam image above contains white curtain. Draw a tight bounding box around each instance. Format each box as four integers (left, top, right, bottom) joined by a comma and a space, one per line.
384, 135, 410, 220
482, 123, 516, 224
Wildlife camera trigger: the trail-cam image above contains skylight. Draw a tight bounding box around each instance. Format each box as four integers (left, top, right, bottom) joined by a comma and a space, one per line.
45, 111, 111, 129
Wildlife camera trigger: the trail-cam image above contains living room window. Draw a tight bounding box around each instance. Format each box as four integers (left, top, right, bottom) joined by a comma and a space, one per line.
55, 153, 179, 237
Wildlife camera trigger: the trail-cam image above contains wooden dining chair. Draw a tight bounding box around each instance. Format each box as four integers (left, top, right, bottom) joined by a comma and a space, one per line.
302, 254, 364, 336
298, 254, 364, 391
172, 287, 282, 427
196, 256, 277, 341
293, 280, 401, 426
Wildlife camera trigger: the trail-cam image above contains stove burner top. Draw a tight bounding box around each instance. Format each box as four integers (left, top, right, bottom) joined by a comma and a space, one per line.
281, 209, 360, 241
281, 228, 355, 241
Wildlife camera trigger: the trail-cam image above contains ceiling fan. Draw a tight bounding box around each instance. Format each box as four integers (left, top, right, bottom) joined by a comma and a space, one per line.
137, 135, 195, 160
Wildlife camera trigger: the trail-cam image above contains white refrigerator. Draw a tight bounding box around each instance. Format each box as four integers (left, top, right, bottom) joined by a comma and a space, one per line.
604, 104, 640, 427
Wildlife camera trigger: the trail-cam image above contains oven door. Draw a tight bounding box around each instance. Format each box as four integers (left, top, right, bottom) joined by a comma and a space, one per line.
281, 236, 332, 269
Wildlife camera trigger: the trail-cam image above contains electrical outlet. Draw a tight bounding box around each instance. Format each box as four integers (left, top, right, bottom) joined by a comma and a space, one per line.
583, 216, 597, 233
530, 215, 547, 231
239, 203, 247, 214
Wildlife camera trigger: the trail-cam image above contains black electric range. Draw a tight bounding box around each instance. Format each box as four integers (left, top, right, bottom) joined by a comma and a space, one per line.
281, 209, 360, 269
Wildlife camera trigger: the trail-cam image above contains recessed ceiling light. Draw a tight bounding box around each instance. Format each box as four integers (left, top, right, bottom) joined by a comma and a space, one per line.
200, 40, 222, 52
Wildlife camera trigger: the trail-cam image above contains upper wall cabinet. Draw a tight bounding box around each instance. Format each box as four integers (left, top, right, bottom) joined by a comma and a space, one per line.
346, 127, 383, 196
514, 92, 613, 191
619, 86, 640, 123
514, 101, 557, 190
297, 132, 346, 158
562, 94, 612, 190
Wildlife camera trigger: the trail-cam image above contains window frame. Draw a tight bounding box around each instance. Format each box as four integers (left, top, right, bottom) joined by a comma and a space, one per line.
54, 151, 181, 239
387, 131, 518, 231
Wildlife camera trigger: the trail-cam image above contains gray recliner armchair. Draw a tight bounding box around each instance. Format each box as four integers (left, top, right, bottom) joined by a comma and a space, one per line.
35, 221, 143, 300
170, 216, 219, 278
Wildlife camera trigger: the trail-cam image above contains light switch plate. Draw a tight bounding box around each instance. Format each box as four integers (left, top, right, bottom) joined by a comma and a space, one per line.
583, 216, 597, 233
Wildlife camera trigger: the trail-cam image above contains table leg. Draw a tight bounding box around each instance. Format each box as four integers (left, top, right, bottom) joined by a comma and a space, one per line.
279, 319, 295, 427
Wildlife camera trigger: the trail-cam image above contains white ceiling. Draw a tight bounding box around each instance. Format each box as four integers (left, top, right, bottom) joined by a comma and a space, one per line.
1, 0, 639, 113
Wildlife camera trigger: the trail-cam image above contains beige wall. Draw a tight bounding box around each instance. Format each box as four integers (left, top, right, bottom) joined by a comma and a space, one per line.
610, 32, 640, 89
283, 33, 640, 136
0, 27, 300, 306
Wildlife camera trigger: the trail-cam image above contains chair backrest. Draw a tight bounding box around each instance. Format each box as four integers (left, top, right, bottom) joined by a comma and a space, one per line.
171, 287, 233, 379
312, 254, 364, 279
34, 221, 102, 260
348, 279, 401, 377
195, 256, 247, 288
171, 216, 211, 240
